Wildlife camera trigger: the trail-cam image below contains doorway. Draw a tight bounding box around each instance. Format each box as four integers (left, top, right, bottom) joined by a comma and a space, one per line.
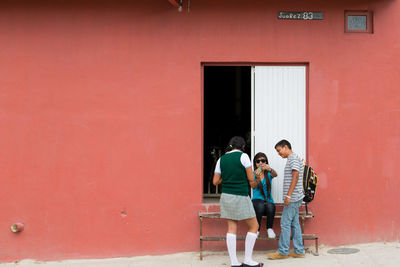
203, 66, 251, 199
203, 65, 307, 203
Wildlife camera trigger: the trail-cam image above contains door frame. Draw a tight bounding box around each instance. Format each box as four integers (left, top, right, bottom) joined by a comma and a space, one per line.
200, 62, 309, 201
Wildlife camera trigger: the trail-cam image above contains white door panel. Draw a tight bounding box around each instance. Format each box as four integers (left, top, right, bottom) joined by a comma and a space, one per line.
251, 66, 306, 203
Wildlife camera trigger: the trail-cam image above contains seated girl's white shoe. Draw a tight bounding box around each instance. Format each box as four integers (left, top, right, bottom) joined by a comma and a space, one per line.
267, 228, 276, 238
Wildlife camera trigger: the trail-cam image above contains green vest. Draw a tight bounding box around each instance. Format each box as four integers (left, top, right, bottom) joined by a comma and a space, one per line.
220, 151, 250, 196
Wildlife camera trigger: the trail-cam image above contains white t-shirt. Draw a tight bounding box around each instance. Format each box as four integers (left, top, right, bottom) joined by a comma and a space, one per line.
214, 150, 252, 174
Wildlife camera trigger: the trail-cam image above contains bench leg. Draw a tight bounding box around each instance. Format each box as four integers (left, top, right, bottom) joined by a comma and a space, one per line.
200, 216, 203, 260
200, 239, 203, 260
310, 237, 319, 256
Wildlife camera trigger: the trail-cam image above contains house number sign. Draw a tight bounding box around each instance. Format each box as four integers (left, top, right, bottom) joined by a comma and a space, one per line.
278, 11, 323, 20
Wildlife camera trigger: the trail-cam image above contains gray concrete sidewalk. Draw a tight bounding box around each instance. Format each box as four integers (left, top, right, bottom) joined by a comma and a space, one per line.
1, 242, 399, 267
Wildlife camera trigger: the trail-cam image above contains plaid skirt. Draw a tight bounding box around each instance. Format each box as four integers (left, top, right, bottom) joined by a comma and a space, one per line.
220, 193, 256, 220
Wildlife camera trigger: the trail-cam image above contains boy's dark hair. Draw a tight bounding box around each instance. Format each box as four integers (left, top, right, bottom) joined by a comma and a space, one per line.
275, 139, 292, 150
225, 136, 246, 153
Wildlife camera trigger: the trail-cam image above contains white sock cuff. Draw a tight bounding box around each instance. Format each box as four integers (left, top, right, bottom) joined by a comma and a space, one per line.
227, 233, 237, 238
247, 232, 258, 238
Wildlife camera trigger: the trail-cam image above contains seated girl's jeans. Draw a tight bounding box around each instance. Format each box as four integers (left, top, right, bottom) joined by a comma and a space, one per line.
252, 199, 276, 230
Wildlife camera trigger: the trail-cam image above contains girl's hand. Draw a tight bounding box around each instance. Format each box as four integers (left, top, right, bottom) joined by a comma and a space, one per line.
263, 164, 272, 172
255, 166, 263, 177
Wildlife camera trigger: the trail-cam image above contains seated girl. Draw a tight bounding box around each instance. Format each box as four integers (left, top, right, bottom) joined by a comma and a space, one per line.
252, 152, 278, 238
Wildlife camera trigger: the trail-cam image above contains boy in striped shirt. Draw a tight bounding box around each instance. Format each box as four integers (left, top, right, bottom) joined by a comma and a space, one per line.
268, 140, 306, 260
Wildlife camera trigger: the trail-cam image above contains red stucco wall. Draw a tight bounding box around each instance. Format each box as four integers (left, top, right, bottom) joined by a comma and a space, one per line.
0, 0, 399, 262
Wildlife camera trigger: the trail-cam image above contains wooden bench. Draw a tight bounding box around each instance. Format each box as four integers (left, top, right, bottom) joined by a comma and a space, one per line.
199, 210, 318, 260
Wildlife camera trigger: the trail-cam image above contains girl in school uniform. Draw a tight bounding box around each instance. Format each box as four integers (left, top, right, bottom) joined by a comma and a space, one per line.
213, 136, 264, 267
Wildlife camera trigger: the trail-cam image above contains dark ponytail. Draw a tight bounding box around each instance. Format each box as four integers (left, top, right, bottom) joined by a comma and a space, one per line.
225, 136, 246, 153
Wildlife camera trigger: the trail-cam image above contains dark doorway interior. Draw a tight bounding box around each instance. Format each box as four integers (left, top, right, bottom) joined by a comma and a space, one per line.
203, 66, 251, 199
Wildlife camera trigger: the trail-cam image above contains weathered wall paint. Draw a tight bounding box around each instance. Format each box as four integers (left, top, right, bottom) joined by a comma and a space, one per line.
0, 0, 399, 262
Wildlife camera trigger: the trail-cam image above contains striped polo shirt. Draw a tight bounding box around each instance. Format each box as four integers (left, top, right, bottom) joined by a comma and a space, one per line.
283, 152, 304, 202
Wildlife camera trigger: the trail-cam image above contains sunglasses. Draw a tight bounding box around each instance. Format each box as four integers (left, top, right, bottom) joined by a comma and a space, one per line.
255, 159, 267, 163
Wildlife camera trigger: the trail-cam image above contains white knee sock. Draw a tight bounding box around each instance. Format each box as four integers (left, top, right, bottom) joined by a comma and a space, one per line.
226, 233, 241, 266
244, 232, 259, 265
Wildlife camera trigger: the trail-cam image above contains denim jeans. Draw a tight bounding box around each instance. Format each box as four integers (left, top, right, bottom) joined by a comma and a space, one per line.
252, 199, 276, 230
278, 199, 305, 255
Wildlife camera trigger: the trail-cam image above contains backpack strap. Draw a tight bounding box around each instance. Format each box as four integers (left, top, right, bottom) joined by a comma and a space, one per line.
302, 158, 309, 215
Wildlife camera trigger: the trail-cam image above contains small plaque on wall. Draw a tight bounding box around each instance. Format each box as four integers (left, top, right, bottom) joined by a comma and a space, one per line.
345, 11, 373, 33
278, 12, 323, 20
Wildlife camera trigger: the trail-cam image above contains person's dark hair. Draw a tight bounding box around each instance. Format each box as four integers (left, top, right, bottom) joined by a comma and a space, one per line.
253, 152, 269, 170
275, 139, 292, 150
225, 136, 246, 153
253, 152, 272, 200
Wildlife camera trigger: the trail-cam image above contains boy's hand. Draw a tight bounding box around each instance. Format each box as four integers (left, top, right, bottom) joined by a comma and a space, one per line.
284, 196, 291, 206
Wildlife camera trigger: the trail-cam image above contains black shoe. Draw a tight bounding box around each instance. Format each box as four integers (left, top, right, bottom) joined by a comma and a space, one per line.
243, 263, 263, 267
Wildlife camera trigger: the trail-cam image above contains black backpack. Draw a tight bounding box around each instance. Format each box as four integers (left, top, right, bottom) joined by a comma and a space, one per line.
302, 162, 318, 213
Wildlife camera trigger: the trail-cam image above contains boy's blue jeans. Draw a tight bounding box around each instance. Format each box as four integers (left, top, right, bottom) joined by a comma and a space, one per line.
278, 199, 305, 255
